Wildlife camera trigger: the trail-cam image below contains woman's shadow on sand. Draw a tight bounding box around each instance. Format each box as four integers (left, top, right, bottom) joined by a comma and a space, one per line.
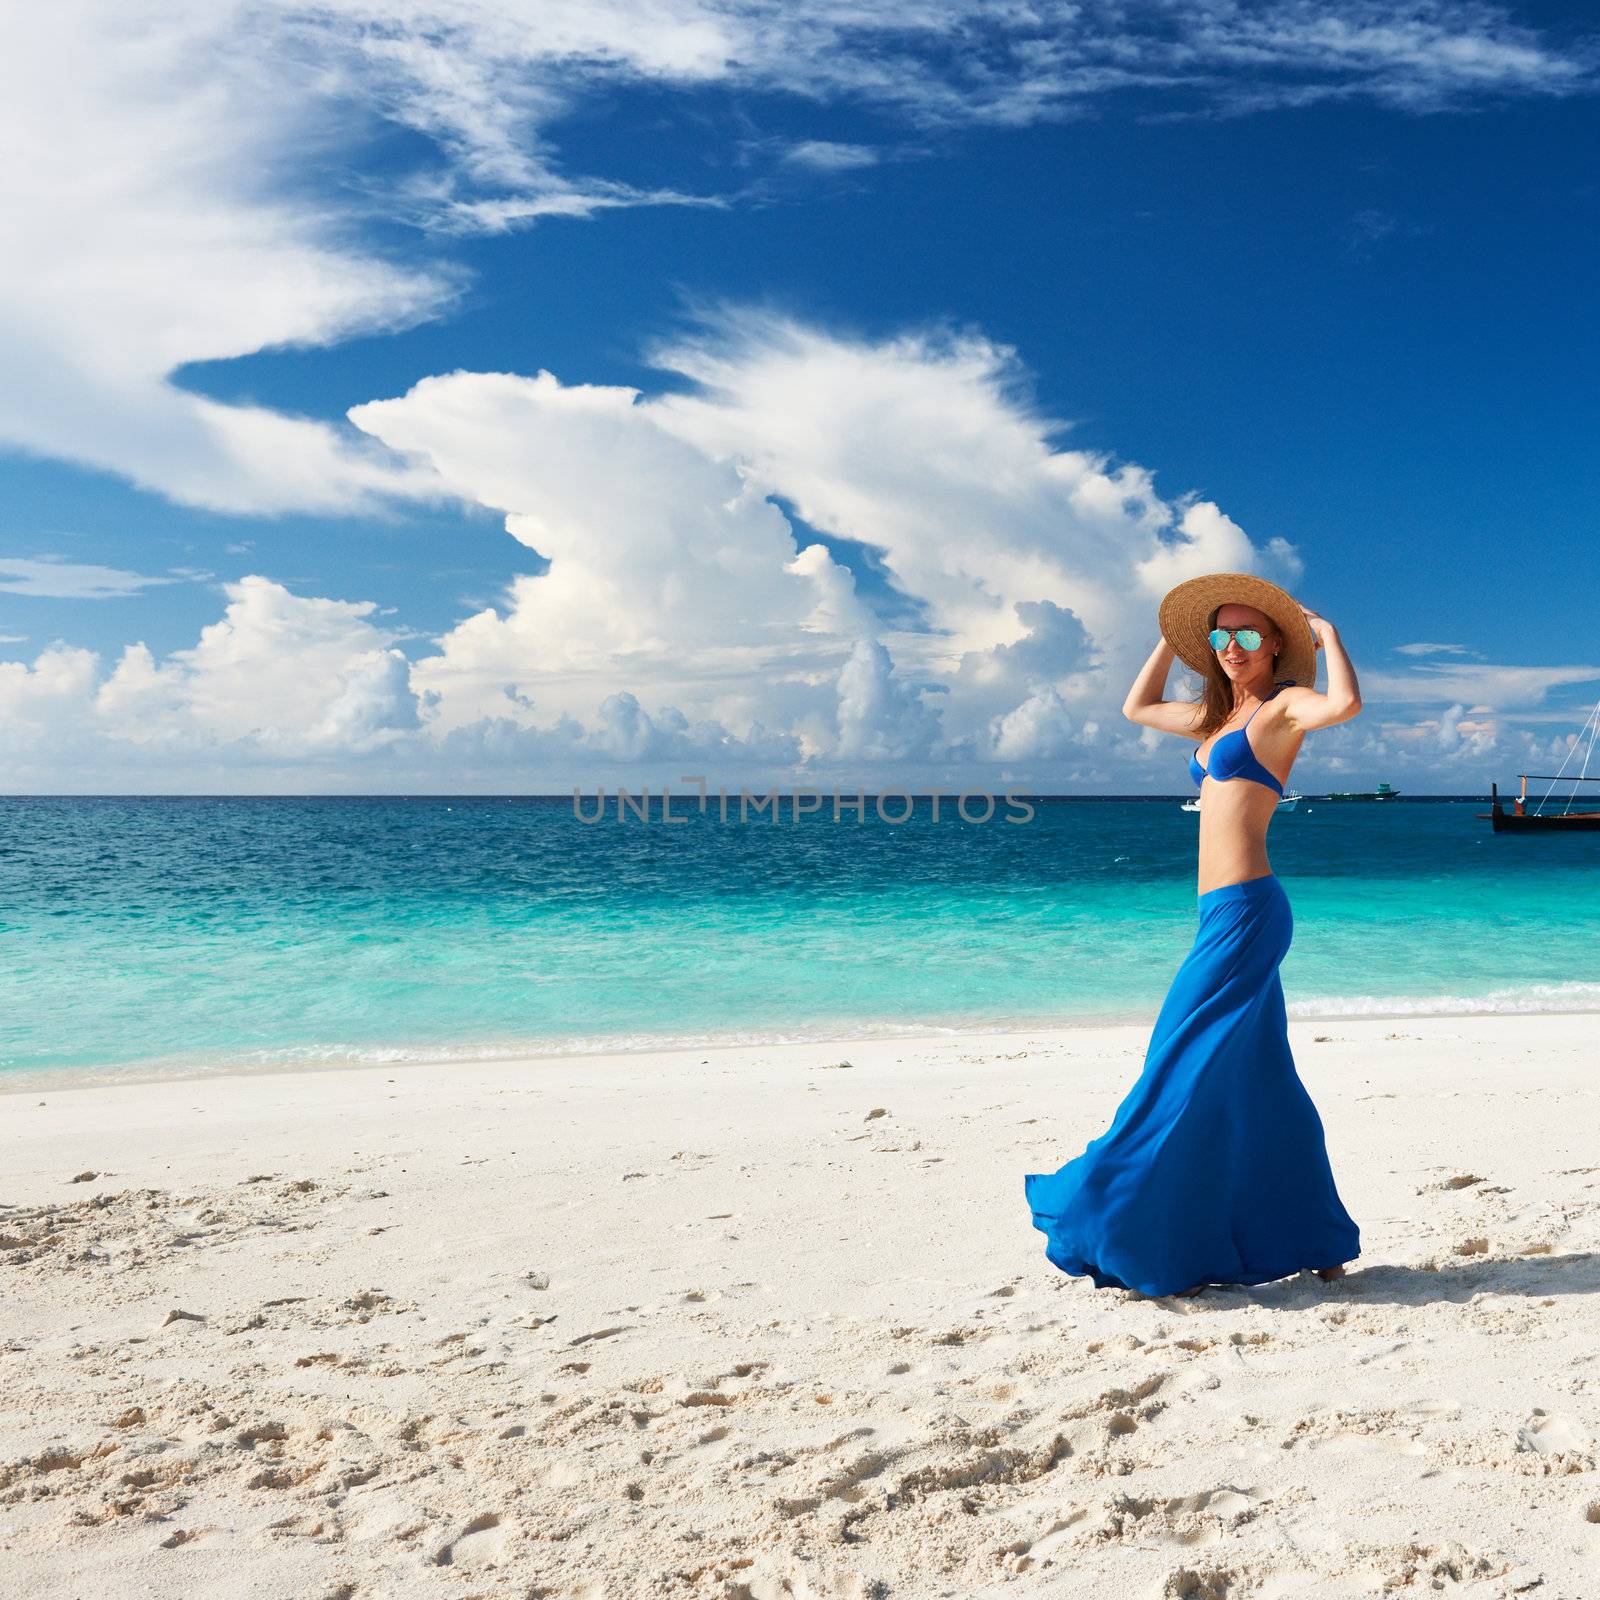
1147, 1252, 1600, 1309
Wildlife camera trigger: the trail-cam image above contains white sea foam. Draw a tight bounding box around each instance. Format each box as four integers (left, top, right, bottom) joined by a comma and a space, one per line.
234, 1017, 978, 1065
0, 1017, 990, 1092
1289, 982, 1600, 1018
11, 985, 1600, 1093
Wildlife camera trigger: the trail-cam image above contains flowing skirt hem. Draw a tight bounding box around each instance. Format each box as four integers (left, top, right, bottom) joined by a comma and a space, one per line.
1031, 1214, 1361, 1298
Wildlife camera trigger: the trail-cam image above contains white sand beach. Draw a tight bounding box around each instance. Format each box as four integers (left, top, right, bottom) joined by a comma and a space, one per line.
4, 1013, 1599, 1599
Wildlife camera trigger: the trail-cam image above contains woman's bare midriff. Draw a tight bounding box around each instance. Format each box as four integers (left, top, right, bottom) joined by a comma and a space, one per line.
1195, 780, 1280, 895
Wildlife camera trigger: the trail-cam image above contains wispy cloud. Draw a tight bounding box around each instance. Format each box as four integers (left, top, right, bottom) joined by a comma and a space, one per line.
1142, 2, 1590, 115
783, 140, 880, 171
1394, 641, 1481, 657
1344, 205, 1432, 259
333, 1, 1592, 164
1362, 662, 1600, 708
2, 1, 1593, 517
286, 4, 1597, 226
0, 557, 177, 600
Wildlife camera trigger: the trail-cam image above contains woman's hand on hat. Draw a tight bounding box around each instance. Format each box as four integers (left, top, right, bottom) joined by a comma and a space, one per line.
1298, 602, 1330, 649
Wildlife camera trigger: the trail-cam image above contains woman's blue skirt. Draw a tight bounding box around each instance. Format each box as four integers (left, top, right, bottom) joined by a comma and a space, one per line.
1025, 873, 1359, 1297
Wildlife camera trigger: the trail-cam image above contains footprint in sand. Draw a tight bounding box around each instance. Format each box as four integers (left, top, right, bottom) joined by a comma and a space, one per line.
1516, 1409, 1592, 1466
267, 1510, 345, 1542
338, 1289, 400, 1322
432, 1512, 507, 1567
1161, 1564, 1257, 1599
1077, 1373, 1168, 1420
1090, 1486, 1260, 1550
1281, 1408, 1429, 1458
994, 1507, 1090, 1571
1375, 1540, 1500, 1591
738, 1562, 879, 1599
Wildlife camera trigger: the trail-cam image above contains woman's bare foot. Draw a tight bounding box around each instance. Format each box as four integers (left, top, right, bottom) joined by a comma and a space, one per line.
1313, 1264, 1346, 1282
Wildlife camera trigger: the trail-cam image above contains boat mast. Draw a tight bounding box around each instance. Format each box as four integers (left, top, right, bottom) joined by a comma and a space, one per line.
1532, 692, 1600, 817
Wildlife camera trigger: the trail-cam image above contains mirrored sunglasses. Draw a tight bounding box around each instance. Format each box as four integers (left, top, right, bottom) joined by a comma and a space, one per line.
1208, 626, 1264, 651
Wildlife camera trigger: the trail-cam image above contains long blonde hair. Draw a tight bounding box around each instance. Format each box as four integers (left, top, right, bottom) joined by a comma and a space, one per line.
1191, 604, 1294, 738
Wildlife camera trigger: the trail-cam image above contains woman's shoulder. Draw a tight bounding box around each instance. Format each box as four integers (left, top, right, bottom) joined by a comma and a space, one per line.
1261, 681, 1312, 732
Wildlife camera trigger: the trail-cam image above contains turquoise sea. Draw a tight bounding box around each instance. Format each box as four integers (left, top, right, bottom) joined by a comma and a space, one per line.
3, 795, 1598, 1085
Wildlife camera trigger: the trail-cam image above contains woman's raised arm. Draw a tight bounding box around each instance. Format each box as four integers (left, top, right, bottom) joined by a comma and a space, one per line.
1280, 608, 1362, 732
1122, 638, 1206, 736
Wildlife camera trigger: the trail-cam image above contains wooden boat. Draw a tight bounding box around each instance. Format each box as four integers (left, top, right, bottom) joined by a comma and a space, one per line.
1478, 777, 1600, 832
1479, 693, 1600, 830
1324, 781, 1400, 800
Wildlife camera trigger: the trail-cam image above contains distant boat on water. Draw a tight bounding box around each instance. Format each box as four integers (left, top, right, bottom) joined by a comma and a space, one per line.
1181, 790, 1303, 813
1479, 694, 1600, 831
1323, 782, 1401, 801
1480, 777, 1600, 832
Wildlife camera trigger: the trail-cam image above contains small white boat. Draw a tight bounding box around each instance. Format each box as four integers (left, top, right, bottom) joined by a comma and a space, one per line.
1181, 791, 1302, 813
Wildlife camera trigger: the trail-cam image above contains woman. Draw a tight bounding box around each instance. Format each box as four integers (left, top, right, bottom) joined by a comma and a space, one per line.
1024, 571, 1362, 1299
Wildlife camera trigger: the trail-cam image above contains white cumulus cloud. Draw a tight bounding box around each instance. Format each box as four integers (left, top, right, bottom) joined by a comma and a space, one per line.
0, 578, 420, 785
312, 306, 1339, 786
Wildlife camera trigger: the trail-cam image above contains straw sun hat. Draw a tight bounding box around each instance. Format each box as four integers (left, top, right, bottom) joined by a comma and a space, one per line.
1157, 571, 1318, 690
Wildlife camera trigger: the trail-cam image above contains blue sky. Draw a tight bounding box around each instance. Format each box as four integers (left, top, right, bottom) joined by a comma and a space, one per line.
3, 1, 1598, 792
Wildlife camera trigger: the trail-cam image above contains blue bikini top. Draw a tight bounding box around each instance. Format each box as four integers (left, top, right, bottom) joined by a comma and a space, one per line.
1188, 682, 1293, 797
